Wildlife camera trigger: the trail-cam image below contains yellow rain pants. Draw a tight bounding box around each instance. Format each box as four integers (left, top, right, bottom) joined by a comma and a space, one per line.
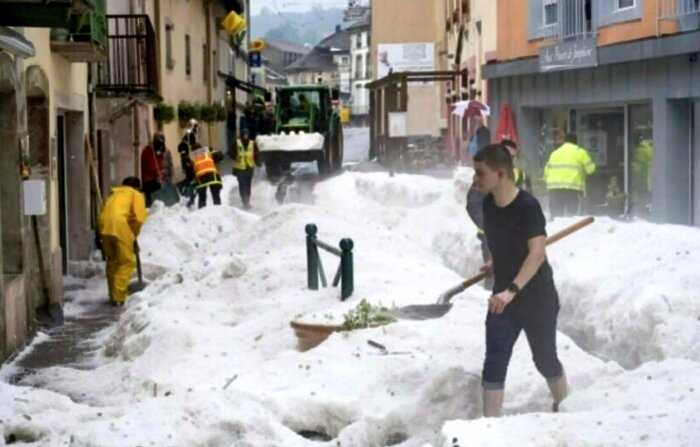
102, 235, 136, 303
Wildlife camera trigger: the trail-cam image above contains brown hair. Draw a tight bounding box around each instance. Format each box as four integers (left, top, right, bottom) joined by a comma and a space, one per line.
191, 142, 203, 150
474, 144, 515, 180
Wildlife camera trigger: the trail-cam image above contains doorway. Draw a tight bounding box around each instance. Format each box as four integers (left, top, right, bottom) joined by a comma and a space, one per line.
574, 107, 626, 215
57, 115, 68, 272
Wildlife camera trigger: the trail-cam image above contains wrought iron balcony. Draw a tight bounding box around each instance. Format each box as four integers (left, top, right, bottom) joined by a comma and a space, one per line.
659, 0, 700, 32
50, 0, 107, 62
95, 15, 159, 101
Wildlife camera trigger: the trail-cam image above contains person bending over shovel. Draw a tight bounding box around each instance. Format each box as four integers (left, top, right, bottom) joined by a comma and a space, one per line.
473, 144, 568, 417
99, 177, 148, 306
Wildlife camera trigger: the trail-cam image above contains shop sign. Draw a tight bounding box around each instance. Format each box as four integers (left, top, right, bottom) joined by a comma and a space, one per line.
540, 37, 597, 72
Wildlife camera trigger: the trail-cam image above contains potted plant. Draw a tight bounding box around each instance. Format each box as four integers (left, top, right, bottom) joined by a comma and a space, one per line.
200, 102, 228, 149
213, 103, 228, 122
178, 101, 201, 127
153, 102, 175, 129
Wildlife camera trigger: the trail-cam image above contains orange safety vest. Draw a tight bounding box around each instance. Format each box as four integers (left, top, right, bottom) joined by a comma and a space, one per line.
192, 151, 217, 179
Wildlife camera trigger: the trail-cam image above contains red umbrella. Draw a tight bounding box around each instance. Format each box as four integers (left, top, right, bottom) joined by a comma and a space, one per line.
495, 103, 519, 145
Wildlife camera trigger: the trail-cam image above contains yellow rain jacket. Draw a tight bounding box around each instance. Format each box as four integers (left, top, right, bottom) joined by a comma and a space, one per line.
99, 186, 148, 304
544, 142, 596, 192
99, 186, 148, 247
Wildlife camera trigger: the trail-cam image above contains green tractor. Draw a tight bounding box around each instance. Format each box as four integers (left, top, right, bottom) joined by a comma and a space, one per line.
256, 85, 344, 178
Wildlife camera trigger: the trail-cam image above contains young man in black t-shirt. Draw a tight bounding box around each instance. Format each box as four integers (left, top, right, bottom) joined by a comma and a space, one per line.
472, 144, 568, 417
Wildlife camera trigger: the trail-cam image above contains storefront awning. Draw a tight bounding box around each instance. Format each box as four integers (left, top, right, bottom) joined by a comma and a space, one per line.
0, 27, 35, 59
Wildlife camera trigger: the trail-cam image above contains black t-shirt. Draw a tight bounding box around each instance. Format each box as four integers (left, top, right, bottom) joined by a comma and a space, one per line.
483, 189, 555, 297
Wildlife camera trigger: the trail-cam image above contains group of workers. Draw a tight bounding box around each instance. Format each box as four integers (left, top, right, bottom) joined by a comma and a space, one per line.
99, 112, 596, 420
99, 119, 260, 307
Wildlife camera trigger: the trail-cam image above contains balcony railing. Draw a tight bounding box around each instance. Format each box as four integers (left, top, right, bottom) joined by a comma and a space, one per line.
546, 0, 596, 42
659, 0, 700, 31
96, 15, 159, 100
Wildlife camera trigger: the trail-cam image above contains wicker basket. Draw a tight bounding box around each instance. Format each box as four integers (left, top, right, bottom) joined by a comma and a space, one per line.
290, 321, 346, 352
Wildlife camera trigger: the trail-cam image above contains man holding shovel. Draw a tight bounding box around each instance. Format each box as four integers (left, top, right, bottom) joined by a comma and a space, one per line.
473, 144, 567, 417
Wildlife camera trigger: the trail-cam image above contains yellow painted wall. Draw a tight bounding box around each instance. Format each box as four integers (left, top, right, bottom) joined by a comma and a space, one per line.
23, 28, 89, 253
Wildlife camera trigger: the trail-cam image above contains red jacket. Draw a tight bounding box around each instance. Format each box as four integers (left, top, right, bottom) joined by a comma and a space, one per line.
141, 145, 173, 184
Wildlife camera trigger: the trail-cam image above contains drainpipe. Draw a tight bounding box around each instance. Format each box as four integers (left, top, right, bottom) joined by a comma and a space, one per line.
132, 104, 140, 177
205, 0, 213, 146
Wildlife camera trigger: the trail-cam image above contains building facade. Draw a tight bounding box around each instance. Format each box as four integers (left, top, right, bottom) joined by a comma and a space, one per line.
1, 0, 100, 362
250, 39, 308, 99
285, 26, 351, 95
370, 0, 447, 137
95, 0, 249, 192
348, 12, 371, 124
443, 0, 498, 153
484, 0, 700, 225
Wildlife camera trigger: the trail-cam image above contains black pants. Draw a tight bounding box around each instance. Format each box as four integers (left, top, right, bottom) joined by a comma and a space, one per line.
549, 189, 581, 218
197, 183, 222, 208
143, 180, 161, 207
234, 168, 254, 207
482, 293, 563, 389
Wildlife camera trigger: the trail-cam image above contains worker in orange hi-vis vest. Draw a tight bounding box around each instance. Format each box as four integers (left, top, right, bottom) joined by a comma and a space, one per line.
190, 143, 223, 208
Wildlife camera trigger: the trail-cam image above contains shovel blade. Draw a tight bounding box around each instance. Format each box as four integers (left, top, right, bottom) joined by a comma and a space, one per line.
390, 303, 453, 321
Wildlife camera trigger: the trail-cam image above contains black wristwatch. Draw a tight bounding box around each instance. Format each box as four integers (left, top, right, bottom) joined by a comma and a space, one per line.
507, 282, 521, 295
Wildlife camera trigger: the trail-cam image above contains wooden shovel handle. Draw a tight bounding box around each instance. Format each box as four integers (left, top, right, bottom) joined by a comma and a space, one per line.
455, 217, 595, 295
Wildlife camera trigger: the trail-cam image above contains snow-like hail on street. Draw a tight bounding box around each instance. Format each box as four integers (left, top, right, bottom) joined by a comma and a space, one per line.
2, 128, 700, 446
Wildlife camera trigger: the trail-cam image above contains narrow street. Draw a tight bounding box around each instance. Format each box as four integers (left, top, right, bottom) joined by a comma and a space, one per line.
1, 128, 699, 446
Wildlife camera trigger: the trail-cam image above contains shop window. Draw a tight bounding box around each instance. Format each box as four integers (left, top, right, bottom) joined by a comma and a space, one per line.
628, 104, 654, 219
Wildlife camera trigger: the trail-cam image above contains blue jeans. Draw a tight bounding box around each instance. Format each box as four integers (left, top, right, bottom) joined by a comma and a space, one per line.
482, 293, 563, 389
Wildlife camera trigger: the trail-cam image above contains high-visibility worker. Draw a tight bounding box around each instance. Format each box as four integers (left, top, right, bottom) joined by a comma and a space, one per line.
232, 128, 259, 210
544, 132, 596, 218
99, 177, 148, 306
191, 143, 223, 208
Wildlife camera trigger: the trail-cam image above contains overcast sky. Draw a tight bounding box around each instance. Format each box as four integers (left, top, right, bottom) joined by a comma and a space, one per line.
250, 0, 366, 15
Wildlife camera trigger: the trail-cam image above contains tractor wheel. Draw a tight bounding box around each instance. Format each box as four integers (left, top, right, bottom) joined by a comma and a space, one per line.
265, 160, 284, 180
317, 147, 331, 176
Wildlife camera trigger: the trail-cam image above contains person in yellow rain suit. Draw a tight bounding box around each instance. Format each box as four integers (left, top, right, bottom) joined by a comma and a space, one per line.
99, 177, 148, 306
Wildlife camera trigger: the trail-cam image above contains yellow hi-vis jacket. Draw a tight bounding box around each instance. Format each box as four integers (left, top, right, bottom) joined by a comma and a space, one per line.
99, 186, 147, 247
233, 139, 256, 170
544, 142, 596, 192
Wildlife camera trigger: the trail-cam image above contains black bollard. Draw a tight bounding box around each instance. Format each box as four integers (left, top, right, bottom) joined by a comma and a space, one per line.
305, 224, 319, 290
340, 238, 354, 300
